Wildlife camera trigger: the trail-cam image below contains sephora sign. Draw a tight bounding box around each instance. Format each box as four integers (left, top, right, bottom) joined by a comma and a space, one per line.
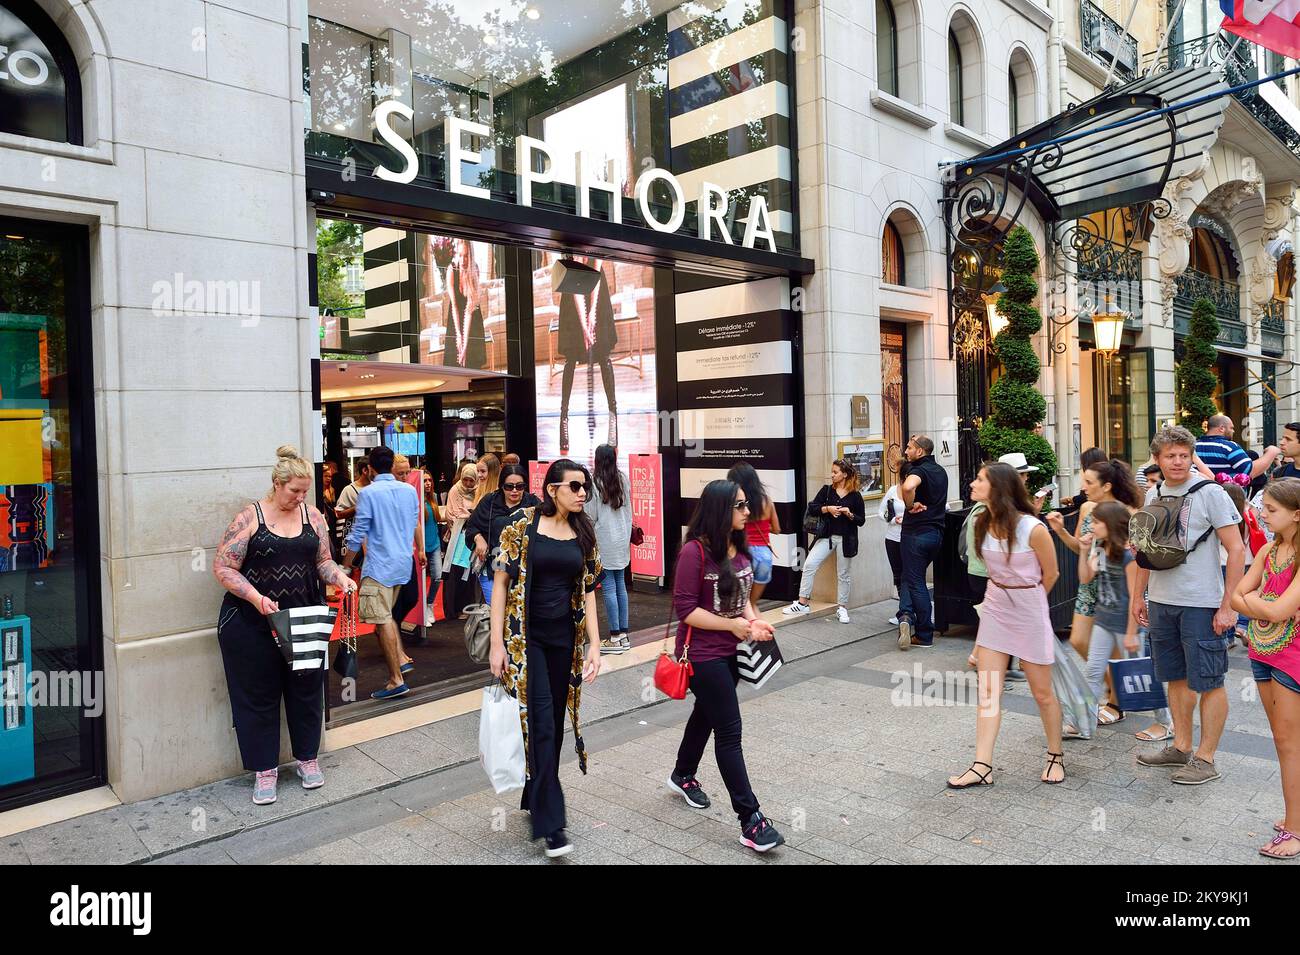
372, 103, 777, 252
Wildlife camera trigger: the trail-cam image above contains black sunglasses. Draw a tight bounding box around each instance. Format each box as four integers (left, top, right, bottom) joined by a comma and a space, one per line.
734, 499, 750, 511
503, 482, 525, 491
550, 480, 590, 495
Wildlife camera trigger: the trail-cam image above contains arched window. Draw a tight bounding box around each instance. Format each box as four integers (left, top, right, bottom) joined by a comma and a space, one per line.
0, 0, 82, 144
1190, 226, 1237, 280
948, 29, 964, 125
877, 0, 898, 96
1008, 68, 1019, 136
883, 221, 905, 285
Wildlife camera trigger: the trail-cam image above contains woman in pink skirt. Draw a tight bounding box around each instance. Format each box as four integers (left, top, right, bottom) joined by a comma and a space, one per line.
948, 462, 1066, 788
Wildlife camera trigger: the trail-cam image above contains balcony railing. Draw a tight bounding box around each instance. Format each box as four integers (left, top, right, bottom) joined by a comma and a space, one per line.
1154, 34, 1300, 161
1081, 1, 1140, 84
1173, 269, 1246, 347
1077, 235, 1144, 329
1262, 298, 1286, 356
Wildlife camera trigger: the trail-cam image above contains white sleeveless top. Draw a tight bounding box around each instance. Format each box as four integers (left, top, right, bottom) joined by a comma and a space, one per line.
978, 513, 1039, 558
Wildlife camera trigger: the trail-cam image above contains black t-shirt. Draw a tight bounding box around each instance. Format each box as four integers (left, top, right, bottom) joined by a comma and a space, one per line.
901, 455, 949, 531
1275, 461, 1300, 481
530, 532, 583, 622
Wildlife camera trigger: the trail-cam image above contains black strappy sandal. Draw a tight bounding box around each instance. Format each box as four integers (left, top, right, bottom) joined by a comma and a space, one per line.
947, 761, 994, 789
1042, 751, 1065, 785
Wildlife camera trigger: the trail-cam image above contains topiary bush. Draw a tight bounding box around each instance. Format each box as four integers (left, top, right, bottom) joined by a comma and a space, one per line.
978, 225, 1058, 490
1175, 296, 1219, 437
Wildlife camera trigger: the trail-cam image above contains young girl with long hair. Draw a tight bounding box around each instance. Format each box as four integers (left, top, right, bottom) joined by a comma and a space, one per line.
669, 479, 783, 852
587, 444, 634, 653
1231, 477, 1300, 860
948, 463, 1065, 789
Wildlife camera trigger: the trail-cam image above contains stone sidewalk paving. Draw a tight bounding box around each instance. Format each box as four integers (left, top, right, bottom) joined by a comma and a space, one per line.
4, 600, 1286, 865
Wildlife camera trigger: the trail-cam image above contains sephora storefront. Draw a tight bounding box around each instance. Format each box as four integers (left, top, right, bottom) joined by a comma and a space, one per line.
306, 0, 814, 713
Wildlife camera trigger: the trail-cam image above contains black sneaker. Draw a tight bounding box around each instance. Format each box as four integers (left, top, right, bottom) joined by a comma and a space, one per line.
543, 831, 573, 859
667, 772, 711, 810
740, 811, 784, 853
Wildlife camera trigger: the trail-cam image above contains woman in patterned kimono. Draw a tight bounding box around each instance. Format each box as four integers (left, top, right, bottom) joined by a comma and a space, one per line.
556, 256, 618, 453
488, 458, 603, 859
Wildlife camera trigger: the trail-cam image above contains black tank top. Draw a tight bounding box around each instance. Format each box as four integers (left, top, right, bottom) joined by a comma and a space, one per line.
239, 502, 321, 610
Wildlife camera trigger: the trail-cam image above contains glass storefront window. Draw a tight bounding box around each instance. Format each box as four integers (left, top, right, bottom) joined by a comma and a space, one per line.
0, 223, 99, 808
305, 0, 797, 251
318, 216, 521, 374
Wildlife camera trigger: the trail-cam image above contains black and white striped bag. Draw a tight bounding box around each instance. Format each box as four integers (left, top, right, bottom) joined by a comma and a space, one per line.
268, 605, 338, 672
736, 639, 783, 688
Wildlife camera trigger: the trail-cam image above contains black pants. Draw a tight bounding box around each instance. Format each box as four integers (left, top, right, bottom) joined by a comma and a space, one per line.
967, 573, 988, 604
521, 634, 574, 839
885, 538, 902, 592
392, 557, 420, 629
442, 562, 479, 618
674, 655, 760, 824
217, 599, 324, 772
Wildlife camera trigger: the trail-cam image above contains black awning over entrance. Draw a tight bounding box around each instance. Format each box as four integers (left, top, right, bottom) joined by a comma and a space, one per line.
941, 63, 1230, 498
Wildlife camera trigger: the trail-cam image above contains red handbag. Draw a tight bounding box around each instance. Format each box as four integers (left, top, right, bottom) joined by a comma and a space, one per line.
654, 540, 703, 700
1245, 507, 1267, 556
655, 626, 693, 699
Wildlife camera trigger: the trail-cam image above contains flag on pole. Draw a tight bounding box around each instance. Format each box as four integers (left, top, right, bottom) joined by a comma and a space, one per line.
1220, 0, 1300, 58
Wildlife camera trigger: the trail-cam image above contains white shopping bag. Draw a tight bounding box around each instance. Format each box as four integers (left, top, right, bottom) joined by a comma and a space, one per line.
478, 684, 526, 794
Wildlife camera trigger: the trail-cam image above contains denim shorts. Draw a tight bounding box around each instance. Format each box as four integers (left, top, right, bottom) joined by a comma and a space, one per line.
1148, 602, 1229, 693
1250, 658, 1300, 694
749, 545, 774, 585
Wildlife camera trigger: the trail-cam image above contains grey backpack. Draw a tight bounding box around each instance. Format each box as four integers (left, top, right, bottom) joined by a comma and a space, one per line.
1129, 480, 1215, 571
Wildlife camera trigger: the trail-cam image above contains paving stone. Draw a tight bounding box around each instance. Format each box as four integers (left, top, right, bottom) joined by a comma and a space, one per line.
20, 809, 151, 865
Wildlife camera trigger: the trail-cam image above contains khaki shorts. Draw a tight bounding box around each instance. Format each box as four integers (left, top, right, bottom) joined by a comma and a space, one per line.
358, 578, 402, 624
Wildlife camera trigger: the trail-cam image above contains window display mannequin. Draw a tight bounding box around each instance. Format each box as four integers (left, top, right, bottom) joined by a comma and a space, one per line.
557, 255, 618, 453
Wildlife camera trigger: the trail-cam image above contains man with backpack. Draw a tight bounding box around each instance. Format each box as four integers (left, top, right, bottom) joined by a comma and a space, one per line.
1129, 426, 1244, 785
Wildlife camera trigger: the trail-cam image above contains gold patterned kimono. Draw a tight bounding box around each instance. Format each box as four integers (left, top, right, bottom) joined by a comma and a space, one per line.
496, 507, 602, 778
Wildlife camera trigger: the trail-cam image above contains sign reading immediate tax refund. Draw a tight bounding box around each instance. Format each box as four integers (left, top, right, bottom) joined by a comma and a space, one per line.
628, 453, 664, 578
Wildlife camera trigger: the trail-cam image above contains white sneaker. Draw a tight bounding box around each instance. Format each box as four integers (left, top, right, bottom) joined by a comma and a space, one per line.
836, 606, 850, 624
782, 601, 811, 615
888, 616, 900, 626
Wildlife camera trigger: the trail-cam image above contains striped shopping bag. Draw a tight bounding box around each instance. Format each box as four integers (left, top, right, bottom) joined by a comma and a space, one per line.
268, 605, 338, 672
736, 639, 783, 688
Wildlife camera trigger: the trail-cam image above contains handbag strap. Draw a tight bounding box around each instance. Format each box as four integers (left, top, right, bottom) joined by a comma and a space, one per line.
662, 540, 706, 659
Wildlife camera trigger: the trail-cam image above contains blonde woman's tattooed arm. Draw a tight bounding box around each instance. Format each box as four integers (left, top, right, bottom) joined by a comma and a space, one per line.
213, 506, 265, 609
309, 507, 354, 591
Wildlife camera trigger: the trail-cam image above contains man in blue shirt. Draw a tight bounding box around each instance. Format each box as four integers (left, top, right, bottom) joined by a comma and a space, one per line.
344, 447, 424, 700
1194, 414, 1278, 481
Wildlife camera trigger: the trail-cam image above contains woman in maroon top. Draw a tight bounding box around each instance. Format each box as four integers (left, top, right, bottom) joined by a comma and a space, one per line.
667, 479, 783, 852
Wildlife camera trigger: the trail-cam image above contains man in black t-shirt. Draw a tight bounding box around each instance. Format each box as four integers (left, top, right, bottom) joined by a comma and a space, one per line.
898, 435, 949, 650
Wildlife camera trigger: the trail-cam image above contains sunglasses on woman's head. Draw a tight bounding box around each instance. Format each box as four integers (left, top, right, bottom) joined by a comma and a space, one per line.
503, 482, 525, 491
550, 480, 590, 495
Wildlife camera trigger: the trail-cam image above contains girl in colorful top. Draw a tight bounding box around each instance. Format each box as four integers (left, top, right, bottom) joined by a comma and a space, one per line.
728, 462, 782, 607
1230, 476, 1300, 860
668, 479, 782, 853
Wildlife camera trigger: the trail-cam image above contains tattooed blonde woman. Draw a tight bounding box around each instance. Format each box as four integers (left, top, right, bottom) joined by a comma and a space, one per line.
213, 446, 357, 805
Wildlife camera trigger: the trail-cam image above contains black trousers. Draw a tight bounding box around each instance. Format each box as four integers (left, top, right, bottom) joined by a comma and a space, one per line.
520, 634, 574, 839
442, 562, 480, 618
217, 599, 325, 772
674, 655, 760, 824
885, 538, 902, 592
392, 557, 420, 628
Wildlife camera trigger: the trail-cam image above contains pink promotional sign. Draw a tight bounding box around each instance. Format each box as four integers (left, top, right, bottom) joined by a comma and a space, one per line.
528, 460, 549, 500
628, 453, 664, 577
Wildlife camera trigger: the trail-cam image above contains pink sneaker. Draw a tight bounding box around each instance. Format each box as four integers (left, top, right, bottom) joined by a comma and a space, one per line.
252, 769, 278, 804
297, 758, 324, 789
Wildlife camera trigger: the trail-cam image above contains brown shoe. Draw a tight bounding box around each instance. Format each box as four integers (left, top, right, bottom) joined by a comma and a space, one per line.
1136, 745, 1191, 768
1171, 756, 1221, 786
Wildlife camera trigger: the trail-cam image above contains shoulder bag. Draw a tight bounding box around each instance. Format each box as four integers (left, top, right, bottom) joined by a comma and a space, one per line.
655, 540, 704, 699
